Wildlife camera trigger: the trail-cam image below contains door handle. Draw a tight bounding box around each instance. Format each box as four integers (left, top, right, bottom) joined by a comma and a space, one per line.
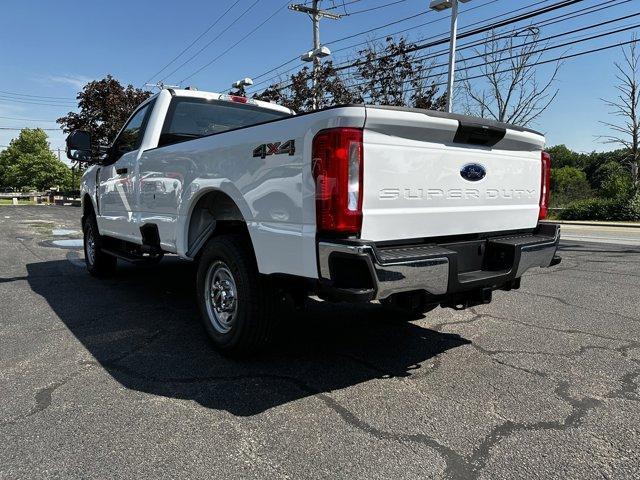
116, 168, 128, 175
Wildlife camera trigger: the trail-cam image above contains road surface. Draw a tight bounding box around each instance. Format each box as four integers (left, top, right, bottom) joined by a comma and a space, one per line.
1, 206, 639, 479
559, 223, 640, 246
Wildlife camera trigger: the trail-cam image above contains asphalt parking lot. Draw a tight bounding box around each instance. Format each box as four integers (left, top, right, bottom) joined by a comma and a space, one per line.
1, 205, 639, 479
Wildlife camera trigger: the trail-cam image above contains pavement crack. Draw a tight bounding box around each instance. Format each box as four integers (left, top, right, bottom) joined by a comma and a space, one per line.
515, 290, 640, 324
312, 391, 474, 478
469, 343, 547, 377
472, 308, 634, 345
431, 313, 483, 332
94, 362, 475, 477
15, 237, 44, 261
605, 366, 640, 401
467, 381, 601, 478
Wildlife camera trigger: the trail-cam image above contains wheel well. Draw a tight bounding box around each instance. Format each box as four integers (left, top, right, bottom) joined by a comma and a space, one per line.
82, 194, 95, 222
187, 190, 250, 258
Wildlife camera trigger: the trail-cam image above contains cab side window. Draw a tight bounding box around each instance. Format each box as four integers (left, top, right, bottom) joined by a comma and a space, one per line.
112, 100, 155, 160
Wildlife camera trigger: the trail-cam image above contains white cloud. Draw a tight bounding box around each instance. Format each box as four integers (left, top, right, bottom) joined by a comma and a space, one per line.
47, 74, 92, 90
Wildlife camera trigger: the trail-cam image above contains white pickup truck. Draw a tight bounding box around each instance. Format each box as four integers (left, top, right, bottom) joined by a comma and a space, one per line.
67, 88, 561, 354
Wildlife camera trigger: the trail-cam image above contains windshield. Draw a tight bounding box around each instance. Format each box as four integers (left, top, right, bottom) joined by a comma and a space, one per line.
159, 97, 290, 147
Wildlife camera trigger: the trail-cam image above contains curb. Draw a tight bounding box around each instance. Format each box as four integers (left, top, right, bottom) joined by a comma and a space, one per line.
543, 220, 640, 229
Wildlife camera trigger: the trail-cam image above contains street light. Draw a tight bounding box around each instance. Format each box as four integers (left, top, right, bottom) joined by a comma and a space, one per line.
429, 0, 471, 113
301, 46, 332, 109
300, 46, 332, 63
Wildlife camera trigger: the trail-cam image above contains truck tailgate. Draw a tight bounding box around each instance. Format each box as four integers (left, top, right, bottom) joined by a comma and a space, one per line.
360, 106, 545, 242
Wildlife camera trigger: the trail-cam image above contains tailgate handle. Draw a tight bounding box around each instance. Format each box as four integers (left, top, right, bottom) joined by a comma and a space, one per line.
453, 121, 506, 147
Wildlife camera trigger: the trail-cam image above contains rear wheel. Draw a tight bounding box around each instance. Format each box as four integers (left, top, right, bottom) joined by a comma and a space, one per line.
196, 234, 275, 355
83, 214, 117, 277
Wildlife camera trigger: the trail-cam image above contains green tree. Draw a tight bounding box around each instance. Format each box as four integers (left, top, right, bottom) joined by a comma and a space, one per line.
57, 74, 150, 147
593, 161, 633, 199
550, 166, 593, 207
0, 128, 71, 191
546, 145, 583, 168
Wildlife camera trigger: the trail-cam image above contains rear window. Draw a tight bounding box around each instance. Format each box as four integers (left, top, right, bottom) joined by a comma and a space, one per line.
159, 97, 290, 147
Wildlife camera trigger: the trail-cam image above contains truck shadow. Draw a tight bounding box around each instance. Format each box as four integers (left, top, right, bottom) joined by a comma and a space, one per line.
26, 256, 469, 417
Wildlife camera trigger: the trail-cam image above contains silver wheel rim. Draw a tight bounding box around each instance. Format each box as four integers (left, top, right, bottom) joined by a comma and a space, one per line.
85, 225, 96, 266
204, 261, 238, 334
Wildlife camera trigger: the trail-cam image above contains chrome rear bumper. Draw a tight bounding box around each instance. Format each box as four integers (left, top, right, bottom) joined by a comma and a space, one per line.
318, 223, 561, 301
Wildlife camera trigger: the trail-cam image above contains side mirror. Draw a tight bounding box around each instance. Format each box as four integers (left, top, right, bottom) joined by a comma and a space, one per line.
66, 130, 93, 163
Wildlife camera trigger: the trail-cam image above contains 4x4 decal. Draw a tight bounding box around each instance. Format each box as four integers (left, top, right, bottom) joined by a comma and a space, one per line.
253, 139, 295, 159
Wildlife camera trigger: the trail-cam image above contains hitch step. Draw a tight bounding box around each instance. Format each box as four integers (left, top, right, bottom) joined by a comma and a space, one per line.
441, 287, 493, 311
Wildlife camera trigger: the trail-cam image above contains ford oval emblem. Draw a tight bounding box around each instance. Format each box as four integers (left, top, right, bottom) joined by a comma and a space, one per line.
460, 163, 486, 182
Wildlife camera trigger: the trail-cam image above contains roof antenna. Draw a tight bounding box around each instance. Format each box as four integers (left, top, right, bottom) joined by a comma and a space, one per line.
144, 81, 180, 91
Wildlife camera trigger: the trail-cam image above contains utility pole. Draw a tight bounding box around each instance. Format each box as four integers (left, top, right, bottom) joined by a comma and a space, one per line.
289, 1, 341, 109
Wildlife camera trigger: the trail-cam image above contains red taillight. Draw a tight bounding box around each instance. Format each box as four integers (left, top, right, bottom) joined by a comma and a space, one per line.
229, 95, 248, 103
539, 151, 551, 220
312, 128, 363, 235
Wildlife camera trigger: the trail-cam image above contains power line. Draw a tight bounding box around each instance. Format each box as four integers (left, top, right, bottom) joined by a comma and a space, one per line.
342, 0, 409, 16
330, 0, 541, 56
402, 0, 628, 69
330, 0, 587, 74
325, 0, 364, 12
159, 0, 262, 83
332, 0, 552, 80
0, 115, 58, 123
239, 14, 430, 91
0, 96, 76, 107
245, 0, 547, 94
0, 127, 61, 131
233, 7, 434, 89
336, 0, 632, 83
351, 17, 640, 91
141, 0, 242, 86
401, 37, 640, 94
251, 0, 587, 94
179, 1, 291, 84
327, 11, 426, 46
0, 90, 75, 101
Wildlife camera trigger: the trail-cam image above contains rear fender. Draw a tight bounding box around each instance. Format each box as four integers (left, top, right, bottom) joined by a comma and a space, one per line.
178, 180, 254, 258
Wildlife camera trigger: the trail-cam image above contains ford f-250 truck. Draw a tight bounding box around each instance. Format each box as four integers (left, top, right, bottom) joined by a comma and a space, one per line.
67, 88, 561, 354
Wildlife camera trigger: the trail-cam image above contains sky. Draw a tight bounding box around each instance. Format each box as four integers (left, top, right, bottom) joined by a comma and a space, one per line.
0, 0, 638, 159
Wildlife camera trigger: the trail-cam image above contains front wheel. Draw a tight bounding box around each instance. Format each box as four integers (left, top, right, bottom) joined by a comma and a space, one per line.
83, 214, 117, 277
196, 234, 275, 355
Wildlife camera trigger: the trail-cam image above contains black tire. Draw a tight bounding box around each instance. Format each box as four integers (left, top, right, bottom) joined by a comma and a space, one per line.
380, 292, 438, 319
196, 234, 275, 355
83, 214, 117, 277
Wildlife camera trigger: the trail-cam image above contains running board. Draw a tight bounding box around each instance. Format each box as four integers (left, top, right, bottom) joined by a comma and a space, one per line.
101, 248, 161, 264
